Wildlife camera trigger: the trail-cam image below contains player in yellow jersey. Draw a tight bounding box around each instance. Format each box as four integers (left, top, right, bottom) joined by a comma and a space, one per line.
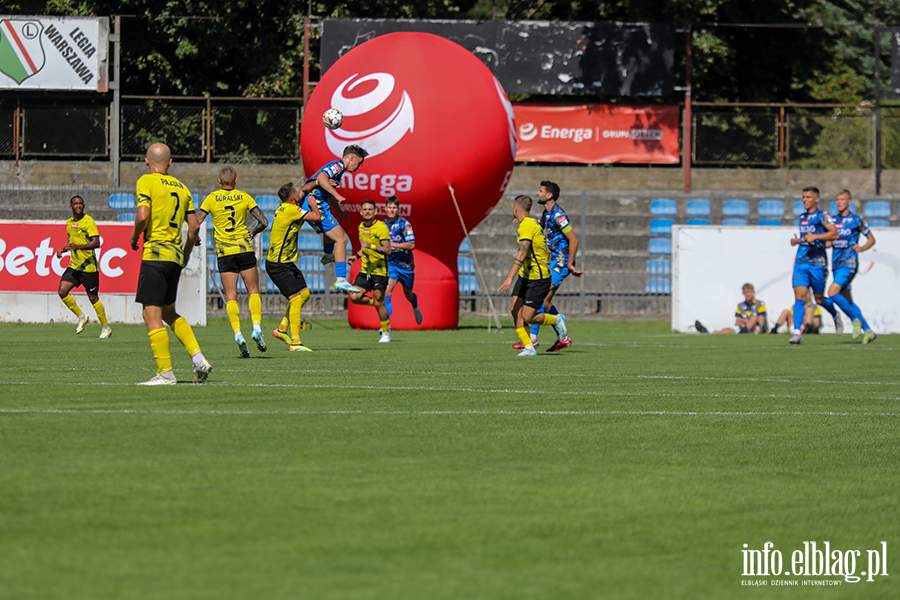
265, 182, 322, 351
498, 195, 567, 356
197, 167, 269, 358
347, 199, 393, 342
129, 143, 212, 385
55, 195, 111, 338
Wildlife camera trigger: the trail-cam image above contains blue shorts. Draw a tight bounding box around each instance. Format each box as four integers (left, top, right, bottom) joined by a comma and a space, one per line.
832, 266, 857, 291
792, 262, 827, 294
388, 264, 415, 290
551, 265, 569, 288
304, 197, 339, 235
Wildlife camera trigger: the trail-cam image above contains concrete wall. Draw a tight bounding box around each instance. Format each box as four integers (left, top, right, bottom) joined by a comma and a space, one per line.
2, 160, 898, 198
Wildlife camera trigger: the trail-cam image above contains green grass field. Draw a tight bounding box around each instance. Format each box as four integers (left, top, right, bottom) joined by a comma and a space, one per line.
1, 318, 897, 599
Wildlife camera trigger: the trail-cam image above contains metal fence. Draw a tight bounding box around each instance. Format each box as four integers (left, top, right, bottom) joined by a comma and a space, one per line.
5, 96, 900, 168
692, 103, 900, 168
0, 96, 302, 163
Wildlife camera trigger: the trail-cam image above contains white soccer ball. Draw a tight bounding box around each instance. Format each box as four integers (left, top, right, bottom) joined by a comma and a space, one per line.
323, 108, 343, 130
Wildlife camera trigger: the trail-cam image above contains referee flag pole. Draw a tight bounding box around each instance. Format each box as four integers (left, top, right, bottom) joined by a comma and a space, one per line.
447, 185, 502, 332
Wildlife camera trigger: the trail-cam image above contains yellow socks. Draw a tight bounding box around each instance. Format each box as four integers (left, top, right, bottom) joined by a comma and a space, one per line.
516, 327, 532, 348
148, 328, 172, 374
62, 295, 82, 316
381, 319, 390, 334
226, 300, 241, 334
172, 317, 201, 357
249, 294, 262, 329
542, 314, 557, 327
92, 300, 108, 327
289, 294, 303, 344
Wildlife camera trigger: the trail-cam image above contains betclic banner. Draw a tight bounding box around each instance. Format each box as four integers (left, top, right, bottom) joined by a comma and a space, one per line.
0, 221, 138, 294
0, 15, 109, 91
513, 104, 680, 164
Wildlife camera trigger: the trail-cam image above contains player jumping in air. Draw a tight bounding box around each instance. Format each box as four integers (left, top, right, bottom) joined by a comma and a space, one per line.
301, 144, 369, 294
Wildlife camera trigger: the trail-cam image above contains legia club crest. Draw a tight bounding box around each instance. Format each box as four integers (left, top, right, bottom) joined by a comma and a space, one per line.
0, 20, 45, 85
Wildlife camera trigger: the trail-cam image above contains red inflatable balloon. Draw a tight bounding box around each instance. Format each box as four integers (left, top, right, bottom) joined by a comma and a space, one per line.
300, 32, 517, 330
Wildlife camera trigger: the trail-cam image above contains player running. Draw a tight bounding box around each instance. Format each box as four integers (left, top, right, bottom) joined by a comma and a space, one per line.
347, 199, 393, 342
301, 144, 368, 294
825, 189, 877, 344
513, 181, 582, 352
197, 167, 269, 357
788, 186, 839, 345
383, 196, 423, 325
56, 195, 112, 339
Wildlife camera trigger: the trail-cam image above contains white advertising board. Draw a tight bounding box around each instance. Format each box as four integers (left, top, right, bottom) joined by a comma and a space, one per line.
0, 15, 109, 91
672, 225, 900, 334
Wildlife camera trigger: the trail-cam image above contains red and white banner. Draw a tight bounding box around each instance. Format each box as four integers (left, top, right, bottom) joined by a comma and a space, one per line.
513, 104, 680, 164
0, 221, 140, 294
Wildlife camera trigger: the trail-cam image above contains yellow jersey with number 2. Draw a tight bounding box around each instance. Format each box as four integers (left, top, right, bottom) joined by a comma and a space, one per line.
136, 173, 195, 265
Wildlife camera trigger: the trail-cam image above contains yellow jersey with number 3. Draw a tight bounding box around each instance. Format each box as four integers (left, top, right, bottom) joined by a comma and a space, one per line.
516, 216, 550, 280
136, 173, 195, 265
199, 189, 258, 257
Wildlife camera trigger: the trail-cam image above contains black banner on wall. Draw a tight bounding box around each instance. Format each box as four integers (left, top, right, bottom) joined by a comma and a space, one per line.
320, 19, 674, 97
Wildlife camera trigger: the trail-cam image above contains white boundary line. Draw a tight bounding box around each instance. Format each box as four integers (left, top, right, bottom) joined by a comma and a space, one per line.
2, 408, 900, 417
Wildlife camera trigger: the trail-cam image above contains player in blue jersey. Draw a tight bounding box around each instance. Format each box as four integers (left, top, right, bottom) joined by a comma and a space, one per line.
301, 144, 368, 294
512, 181, 582, 352
788, 186, 839, 345
383, 196, 423, 325
825, 190, 877, 343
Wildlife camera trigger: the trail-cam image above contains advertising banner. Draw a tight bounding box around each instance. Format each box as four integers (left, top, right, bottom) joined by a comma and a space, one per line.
0, 221, 139, 293
0, 15, 109, 91
672, 225, 900, 334
513, 104, 680, 164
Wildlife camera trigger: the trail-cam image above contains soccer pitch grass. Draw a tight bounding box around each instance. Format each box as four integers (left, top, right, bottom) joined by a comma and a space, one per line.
1, 318, 898, 599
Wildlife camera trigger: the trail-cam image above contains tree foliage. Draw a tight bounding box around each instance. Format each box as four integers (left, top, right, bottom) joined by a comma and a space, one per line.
2, 0, 899, 103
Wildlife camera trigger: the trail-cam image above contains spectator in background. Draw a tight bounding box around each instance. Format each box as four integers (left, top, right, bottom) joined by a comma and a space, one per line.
695, 283, 767, 334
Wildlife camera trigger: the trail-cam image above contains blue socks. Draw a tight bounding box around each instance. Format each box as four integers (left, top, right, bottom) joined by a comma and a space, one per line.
820, 296, 837, 318
385, 297, 393, 318
793, 298, 806, 332
830, 293, 870, 331
336, 262, 347, 279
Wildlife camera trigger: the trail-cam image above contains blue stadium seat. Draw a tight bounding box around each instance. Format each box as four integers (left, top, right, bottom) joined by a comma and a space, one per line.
115, 212, 135, 222
867, 219, 891, 228
793, 201, 805, 216
259, 232, 271, 252
255, 194, 280, 212
459, 275, 480, 294
646, 259, 671, 276
757, 219, 782, 226
722, 218, 748, 226
192, 193, 201, 207
109, 193, 135, 209
459, 238, 471, 253
723, 199, 750, 217
306, 274, 326, 292
299, 255, 324, 273
686, 199, 711, 217
686, 218, 710, 226
758, 200, 784, 217
648, 238, 671, 255
649, 218, 675, 235
298, 234, 320, 251
650, 198, 677, 216
864, 201, 891, 219
458, 256, 476, 275
645, 278, 671, 295
830, 201, 854, 215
